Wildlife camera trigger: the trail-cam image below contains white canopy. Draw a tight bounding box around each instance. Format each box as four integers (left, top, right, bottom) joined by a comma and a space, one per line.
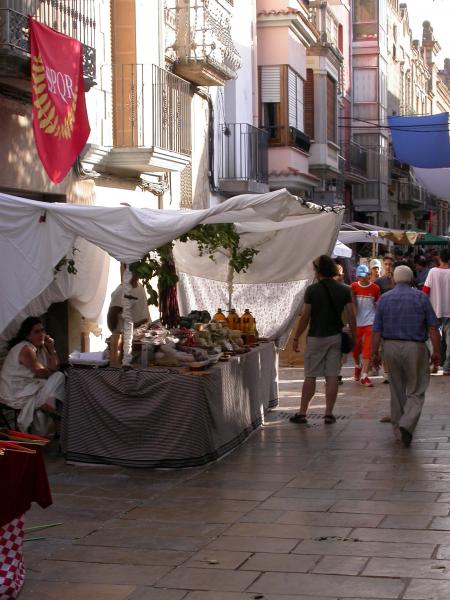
413, 167, 450, 200
332, 240, 352, 258
0, 189, 341, 339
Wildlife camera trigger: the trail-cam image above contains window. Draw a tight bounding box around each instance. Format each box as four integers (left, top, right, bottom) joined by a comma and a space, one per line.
353, 0, 378, 41
354, 0, 377, 22
338, 24, 343, 53
327, 75, 337, 143
259, 65, 308, 149
304, 69, 314, 139
288, 68, 304, 132
260, 66, 281, 141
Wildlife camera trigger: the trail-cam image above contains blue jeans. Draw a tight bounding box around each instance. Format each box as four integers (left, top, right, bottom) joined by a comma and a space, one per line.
440, 318, 450, 373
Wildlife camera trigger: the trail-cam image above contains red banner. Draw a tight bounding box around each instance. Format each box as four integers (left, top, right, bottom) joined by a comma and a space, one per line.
29, 18, 90, 183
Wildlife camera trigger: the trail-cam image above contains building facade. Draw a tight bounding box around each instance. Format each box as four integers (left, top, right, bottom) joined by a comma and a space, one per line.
1, 0, 450, 353
350, 0, 450, 232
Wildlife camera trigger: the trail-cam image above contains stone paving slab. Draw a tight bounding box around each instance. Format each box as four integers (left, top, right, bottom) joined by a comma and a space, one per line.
19, 366, 450, 598
247, 572, 405, 598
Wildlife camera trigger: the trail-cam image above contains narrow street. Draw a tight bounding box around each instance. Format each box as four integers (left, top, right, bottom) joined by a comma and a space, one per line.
18, 365, 450, 599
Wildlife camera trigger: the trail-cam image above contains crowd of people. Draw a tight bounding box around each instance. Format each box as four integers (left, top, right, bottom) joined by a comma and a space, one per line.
291, 247, 450, 447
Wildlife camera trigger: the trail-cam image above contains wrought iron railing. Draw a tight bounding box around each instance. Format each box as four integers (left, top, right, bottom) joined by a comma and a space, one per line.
343, 141, 368, 178
0, 0, 96, 81
311, 189, 343, 206
398, 181, 424, 208
219, 123, 268, 184
164, 0, 241, 80
111, 63, 191, 155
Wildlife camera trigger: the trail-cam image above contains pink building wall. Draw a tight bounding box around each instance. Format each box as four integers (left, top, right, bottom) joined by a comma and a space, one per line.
257, 0, 311, 177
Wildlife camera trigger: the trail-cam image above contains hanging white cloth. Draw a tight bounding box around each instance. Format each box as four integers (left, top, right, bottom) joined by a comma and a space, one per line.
413, 167, 450, 200
0, 189, 342, 344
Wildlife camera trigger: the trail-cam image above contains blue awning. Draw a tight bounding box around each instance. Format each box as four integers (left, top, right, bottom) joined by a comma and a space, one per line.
388, 112, 450, 168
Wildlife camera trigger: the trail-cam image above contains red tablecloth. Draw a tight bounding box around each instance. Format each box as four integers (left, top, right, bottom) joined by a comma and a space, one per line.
0, 449, 52, 528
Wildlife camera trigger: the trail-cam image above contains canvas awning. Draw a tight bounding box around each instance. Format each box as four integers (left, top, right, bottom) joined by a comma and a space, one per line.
0, 189, 342, 341
410, 230, 449, 246
377, 230, 421, 244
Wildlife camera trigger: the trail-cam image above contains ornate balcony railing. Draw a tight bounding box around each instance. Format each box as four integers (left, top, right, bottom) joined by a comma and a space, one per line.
164, 0, 241, 86
111, 63, 191, 156
218, 123, 268, 186
0, 0, 96, 83
309, 1, 340, 52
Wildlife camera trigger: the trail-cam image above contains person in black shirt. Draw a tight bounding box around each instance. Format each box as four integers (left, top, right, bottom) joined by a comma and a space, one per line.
291, 255, 356, 425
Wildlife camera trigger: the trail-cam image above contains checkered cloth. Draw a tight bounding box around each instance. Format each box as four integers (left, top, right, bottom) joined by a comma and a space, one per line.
0, 515, 25, 599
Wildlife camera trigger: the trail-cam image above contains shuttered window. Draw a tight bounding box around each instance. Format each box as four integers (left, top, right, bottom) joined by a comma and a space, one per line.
288, 67, 304, 132
304, 68, 314, 139
327, 75, 337, 143
260, 66, 281, 103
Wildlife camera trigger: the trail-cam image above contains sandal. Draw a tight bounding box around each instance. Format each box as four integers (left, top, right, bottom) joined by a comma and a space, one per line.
324, 414, 336, 424
289, 413, 308, 424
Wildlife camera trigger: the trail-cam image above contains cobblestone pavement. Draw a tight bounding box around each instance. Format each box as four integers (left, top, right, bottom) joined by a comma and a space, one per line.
20, 365, 450, 599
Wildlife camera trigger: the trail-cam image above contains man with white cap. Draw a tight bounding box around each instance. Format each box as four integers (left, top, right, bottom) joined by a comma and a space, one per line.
372, 265, 440, 447
369, 258, 381, 283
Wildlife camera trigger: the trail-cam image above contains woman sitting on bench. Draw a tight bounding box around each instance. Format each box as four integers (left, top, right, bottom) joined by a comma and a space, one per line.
0, 317, 65, 434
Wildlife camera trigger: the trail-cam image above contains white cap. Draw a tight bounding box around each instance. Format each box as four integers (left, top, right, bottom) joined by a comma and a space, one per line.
369, 259, 382, 269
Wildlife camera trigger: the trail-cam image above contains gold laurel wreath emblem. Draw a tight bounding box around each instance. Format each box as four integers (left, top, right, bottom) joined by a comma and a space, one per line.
32, 54, 78, 139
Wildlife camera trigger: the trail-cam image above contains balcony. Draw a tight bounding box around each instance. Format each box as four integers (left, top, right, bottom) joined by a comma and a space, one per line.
308, 1, 342, 58
164, 0, 241, 86
218, 123, 269, 195
425, 193, 438, 212
0, 0, 96, 96
84, 64, 191, 177
389, 151, 410, 179
343, 141, 368, 183
353, 182, 389, 213
398, 181, 425, 210
311, 189, 343, 206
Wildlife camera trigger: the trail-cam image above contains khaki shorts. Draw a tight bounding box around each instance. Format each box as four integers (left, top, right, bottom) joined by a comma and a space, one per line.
304, 334, 341, 377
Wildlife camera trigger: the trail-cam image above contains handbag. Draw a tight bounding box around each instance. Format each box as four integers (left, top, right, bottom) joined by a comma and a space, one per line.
320, 280, 352, 353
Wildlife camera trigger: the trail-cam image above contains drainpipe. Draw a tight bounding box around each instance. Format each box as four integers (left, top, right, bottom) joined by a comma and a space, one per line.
191, 86, 220, 194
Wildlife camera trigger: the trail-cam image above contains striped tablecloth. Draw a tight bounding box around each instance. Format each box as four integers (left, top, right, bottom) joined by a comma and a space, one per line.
61, 343, 278, 468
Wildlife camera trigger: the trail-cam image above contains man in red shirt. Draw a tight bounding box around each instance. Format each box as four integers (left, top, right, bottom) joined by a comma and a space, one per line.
351, 265, 381, 387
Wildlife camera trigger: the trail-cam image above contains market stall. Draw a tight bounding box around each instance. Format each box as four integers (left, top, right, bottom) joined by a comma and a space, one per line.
62, 342, 277, 468
0, 188, 342, 467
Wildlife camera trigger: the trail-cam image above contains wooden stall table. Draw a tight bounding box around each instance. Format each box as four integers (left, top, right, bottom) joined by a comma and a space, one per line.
61, 342, 278, 468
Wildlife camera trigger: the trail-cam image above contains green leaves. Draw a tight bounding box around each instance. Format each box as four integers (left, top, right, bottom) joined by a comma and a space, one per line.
53, 247, 79, 275
130, 225, 259, 309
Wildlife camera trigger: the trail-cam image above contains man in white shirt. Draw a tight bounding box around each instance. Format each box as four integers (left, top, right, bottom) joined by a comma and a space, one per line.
107, 265, 150, 333
423, 248, 450, 374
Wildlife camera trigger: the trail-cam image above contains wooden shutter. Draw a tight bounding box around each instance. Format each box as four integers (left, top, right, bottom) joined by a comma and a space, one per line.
288, 68, 305, 131
304, 68, 314, 139
327, 75, 336, 143
260, 66, 280, 103
288, 68, 297, 127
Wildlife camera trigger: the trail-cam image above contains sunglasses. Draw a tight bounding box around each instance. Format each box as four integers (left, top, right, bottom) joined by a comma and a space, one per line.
32, 327, 45, 333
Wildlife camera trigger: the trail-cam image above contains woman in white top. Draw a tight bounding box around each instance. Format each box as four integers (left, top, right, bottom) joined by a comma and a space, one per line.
0, 317, 65, 433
